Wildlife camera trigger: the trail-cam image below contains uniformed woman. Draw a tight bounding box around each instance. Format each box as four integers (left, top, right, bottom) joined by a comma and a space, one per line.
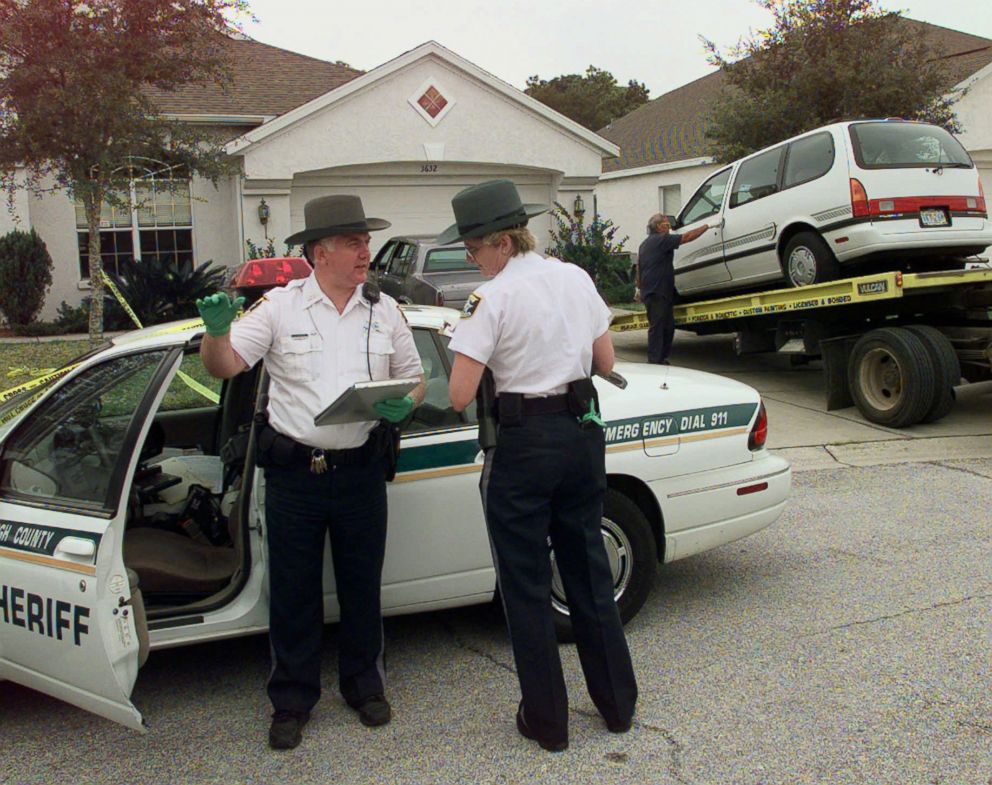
444, 180, 638, 752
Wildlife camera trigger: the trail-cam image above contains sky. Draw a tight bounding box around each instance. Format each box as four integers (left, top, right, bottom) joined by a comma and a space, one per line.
239, 0, 992, 99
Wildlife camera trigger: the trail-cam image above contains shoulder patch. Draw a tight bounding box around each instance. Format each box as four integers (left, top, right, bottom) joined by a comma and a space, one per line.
462, 293, 482, 319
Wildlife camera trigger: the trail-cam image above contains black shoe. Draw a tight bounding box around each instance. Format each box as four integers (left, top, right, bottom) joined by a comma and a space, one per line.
268, 709, 309, 750
355, 695, 392, 727
606, 716, 633, 733
515, 702, 568, 752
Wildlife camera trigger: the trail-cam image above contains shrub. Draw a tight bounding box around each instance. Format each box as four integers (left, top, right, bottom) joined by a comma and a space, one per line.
106, 256, 228, 326
246, 238, 300, 259
545, 204, 632, 303
0, 229, 54, 326
10, 321, 65, 337
56, 298, 131, 333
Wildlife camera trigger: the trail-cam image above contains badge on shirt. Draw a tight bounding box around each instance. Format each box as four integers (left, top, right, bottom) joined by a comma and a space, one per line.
462, 293, 482, 319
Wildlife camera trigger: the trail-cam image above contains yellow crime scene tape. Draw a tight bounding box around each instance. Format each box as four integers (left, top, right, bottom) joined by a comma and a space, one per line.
0, 276, 224, 418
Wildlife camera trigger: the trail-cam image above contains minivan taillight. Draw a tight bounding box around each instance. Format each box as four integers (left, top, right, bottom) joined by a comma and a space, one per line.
850, 178, 869, 218
978, 177, 987, 214
748, 401, 768, 451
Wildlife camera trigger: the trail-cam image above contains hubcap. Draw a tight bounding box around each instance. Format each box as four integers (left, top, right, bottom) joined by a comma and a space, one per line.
551, 517, 633, 616
857, 347, 905, 412
788, 246, 818, 286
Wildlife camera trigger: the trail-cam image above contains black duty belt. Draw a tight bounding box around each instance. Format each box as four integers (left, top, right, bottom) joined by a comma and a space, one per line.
498, 393, 570, 418
258, 423, 380, 472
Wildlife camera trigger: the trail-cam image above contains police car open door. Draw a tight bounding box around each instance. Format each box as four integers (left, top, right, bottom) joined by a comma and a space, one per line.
0, 346, 182, 731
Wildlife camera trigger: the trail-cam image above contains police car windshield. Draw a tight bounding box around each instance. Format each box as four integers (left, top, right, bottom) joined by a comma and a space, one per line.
0, 345, 110, 433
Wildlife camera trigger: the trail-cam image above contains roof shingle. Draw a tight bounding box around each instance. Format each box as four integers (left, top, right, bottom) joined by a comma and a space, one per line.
147, 35, 362, 119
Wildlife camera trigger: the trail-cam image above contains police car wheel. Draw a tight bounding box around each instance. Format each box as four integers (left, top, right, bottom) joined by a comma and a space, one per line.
551, 488, 656, 643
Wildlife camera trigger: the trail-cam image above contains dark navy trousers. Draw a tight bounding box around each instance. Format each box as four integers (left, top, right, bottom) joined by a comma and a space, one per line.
643, 285, 675, 364
481, 413, 638, 745
264, 456, 388, 714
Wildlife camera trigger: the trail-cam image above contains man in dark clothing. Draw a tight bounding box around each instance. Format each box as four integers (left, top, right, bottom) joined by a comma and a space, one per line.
636, 214, 710, 364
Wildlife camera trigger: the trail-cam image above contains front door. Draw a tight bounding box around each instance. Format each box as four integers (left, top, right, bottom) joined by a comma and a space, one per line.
0, 347, 181, 730
673, 168, 733, 294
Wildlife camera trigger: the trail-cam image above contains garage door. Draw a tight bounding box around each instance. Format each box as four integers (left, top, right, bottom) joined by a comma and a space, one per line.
291, 177, 555, 255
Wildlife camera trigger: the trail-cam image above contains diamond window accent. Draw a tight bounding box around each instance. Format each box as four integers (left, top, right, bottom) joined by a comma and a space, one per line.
417, 86, 448, 119
409, 78, 455, 127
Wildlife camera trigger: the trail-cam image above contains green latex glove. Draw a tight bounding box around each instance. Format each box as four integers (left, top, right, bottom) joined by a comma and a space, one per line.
374, 395, 414, 423
196, 292, 245, 337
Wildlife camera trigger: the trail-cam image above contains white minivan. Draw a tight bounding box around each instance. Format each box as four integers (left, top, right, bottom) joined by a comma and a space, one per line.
671, 119, 991, 297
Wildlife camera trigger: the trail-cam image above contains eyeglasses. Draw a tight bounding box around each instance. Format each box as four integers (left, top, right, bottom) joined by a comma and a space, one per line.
464, 242, 488, 260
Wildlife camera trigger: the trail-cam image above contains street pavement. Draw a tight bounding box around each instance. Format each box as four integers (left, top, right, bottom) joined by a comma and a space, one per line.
1, 327, 990, 785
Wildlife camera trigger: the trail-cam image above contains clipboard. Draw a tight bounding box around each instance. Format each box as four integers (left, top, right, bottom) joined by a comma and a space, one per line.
313, 378, 420, 426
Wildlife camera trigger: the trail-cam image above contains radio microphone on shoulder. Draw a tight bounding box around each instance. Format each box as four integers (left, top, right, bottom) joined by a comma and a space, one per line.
362, 281, 380, 304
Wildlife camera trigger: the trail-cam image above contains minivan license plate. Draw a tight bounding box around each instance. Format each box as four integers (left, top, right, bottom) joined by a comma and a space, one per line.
920, 208, 949, 227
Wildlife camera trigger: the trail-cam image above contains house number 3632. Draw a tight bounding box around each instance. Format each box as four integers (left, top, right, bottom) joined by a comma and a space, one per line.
420, 164, 438, 173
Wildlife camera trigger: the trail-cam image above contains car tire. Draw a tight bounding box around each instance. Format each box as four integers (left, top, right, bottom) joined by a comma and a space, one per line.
782, 231, 840, 287
551, 488, 657, 643
848, 327, 936, 428
904, 325, 960, 423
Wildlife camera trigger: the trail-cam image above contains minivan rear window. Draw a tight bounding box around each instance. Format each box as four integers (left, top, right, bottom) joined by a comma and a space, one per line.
850, 122, 973, 169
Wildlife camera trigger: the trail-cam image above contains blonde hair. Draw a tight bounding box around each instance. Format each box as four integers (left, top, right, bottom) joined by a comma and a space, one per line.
480, 226, 537, 255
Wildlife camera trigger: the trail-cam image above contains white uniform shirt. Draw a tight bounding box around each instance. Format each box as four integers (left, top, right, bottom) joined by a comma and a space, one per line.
230, 274, 423, 449
448, 251, 612, 395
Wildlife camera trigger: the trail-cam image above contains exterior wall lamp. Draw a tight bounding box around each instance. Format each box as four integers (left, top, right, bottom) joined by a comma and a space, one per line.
257, 198, 270, 225
573, 194, 585, 219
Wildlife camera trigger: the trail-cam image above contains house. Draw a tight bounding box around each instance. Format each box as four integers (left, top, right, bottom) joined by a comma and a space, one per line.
594, 20, 992, 252
1, 39, 616, 319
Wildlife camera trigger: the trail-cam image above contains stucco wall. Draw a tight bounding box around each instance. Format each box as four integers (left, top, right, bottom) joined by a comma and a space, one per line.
594, 162, 722, 256
26, 178, 80, 320
954, 69, 992, 154
241, 55, 606, 183
191, 174, 240, 278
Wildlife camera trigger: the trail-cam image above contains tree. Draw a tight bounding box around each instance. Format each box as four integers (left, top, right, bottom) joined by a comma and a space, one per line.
525, 66, 649, 132
0, 0, 247, 344
702, 0, 960, 162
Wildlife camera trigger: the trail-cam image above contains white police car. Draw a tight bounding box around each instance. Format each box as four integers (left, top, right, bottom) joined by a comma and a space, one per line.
0, 304, 790, 731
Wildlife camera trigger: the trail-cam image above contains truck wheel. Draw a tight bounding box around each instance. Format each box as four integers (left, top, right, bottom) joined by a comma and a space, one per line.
782, 232, 840, 287
551, 488, 657, 642
848, 327, 936, 427
905, 325, 960, 423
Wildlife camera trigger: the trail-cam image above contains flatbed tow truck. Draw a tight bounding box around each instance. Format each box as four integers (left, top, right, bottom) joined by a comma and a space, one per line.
610, 267, 992, 428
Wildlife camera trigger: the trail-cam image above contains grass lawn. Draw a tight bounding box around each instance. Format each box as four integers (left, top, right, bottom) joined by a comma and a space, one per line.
0, 338, 91, 387
612, 302, 646, 312
0, 338, 221, 411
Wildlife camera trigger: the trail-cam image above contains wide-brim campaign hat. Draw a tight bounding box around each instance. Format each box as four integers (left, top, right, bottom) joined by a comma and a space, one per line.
437, 180, 548, 245
284, 195, 391, 245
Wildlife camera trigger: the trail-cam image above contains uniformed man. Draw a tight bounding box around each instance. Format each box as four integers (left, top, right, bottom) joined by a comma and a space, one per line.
443, 180, 638, 752
197, 195, 425, 750
636, 214, 710, 364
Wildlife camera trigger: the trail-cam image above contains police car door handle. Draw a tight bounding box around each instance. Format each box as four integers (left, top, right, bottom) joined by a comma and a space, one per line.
53, 537, 96, 562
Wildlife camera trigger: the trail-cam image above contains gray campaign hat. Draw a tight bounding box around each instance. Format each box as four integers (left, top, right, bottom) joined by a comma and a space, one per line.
437, 180, 548, 245
284, 195, 390, 245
